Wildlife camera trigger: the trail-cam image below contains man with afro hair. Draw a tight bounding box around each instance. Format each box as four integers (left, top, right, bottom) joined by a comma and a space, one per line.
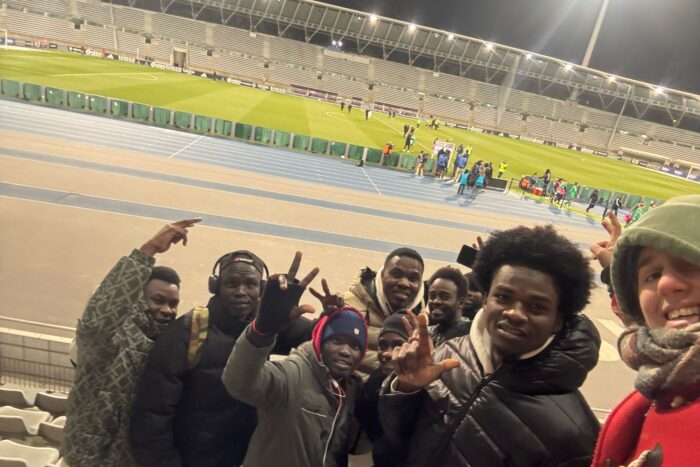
380, 225, 602, 467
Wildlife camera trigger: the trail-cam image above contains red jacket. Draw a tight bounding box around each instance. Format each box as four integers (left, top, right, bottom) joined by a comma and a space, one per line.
593, 380, 700, 466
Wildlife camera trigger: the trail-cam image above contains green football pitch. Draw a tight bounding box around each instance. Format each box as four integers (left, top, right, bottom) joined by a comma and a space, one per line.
1, 49, 698, 200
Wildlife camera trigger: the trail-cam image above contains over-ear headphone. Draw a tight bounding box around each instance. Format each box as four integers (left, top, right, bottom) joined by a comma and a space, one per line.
208, 250, 269, 295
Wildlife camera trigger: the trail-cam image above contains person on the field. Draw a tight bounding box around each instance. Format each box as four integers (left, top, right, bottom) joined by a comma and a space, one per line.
130, 251, 315, 467
497, 161, 508, 178
342, 248, 426, 379
340, 101, 345, 112
403, 124, 410, 137
542, 169, 552, 195
586, 188, 600, 213
222, 256, 366, 467
427, 267, 471, 347
461, 271, 485, 320
451, 152, 468, 183
484, 162, 493, 187
611, 195, 623, 216
63, 219, 198, 467
380, 225, 601, 466
592, 194, 700, 466
354, 312, 410, 467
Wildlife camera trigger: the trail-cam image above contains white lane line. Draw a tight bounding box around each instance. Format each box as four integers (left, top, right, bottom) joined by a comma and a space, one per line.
168, 135, 204, 159
597, 318, 626, 338
360, 166, 383, 195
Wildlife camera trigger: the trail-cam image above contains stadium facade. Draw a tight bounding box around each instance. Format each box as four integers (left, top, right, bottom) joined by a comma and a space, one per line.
2, 0, 699, 175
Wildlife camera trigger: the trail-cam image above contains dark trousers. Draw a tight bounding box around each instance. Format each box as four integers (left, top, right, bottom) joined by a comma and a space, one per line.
457, 184, 466, 194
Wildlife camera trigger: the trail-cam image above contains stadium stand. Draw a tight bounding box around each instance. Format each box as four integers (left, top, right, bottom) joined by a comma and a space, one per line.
1, 0, 699, 166
422, 97, 467, 121
152, 13, 206, 45
212, 25, 263, 56
6, 0, 69, 16
77, 1, 111, 25
0, 389, 34, 410
115, 30, 144, 56
0, 439, 60, 467
112, 5, 145, 31
83, 24, 114, 51
0, 407, 51, 436
37, 416, 66, 444
214, 52, 262, 80
34, 393, 67, 417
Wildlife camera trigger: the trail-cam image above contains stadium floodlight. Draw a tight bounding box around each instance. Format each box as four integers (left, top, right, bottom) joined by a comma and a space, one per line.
447, 33, 454, 40
484, 42, 493, 50
608, 75, 617, 82
525, 53, 533, 60
408, 23, 417, 32
337, 40, 343, 47
655, 86, 665, 95
332, 40, 337, 46
564, 63, 573, 71
369, 14, 378, 23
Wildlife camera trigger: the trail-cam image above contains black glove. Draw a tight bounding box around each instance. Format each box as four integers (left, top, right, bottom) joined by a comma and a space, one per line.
253, 279, 305, 336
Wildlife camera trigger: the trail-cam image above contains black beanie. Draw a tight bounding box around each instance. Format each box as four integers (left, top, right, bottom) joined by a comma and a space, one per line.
380, 311, 410, 340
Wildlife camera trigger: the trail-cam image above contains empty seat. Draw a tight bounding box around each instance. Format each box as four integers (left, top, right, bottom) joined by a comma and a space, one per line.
35, 393, 68, 416
0, 407, 51, 435
38, 416, 66, 444
0, 440, 59, 467
0, 389, 35, 409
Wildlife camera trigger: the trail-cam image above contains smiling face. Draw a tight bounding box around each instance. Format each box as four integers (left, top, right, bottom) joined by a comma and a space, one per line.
144, 279, 180, 324
218, 263, 262, 319
484, 265, 562, 363
428, 278, 462, 326
636, 248, 700, 330
378, 331, 407, 375
321, 334, 363, 380
381, 255, 424, 310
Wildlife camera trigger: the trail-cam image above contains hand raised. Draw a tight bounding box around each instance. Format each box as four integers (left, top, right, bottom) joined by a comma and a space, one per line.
392, 312, 459, 392
275, 251, 320, 291
255, 251, 320, 335
140, 218, 201, 257
589, 211, 621, 268
309, 278, 344, 311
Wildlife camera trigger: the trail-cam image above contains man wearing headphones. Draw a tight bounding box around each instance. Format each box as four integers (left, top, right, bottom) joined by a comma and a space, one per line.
129, 250, 315, 467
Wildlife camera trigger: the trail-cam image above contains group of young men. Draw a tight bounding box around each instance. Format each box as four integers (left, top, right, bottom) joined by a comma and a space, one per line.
61, 192, 700, 466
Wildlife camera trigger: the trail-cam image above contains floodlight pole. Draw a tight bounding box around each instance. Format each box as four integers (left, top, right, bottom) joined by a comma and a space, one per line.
581, 0, 610, 67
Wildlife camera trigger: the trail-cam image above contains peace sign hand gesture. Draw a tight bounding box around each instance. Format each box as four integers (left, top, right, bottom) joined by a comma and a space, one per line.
309, 279, 345, 312
392, 311, 459, 392
255, 252, 320, 336
589, 211, 622, 268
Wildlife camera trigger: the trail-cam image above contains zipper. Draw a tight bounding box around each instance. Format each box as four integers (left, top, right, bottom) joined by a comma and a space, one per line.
430, 370, 499, 465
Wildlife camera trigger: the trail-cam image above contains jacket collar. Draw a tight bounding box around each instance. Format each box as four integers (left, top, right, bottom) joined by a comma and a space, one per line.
206, 295, 251, 335
470, 310, 600, 393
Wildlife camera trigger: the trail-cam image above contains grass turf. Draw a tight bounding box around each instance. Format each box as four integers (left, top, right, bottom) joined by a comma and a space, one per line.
1, 49, 698, 200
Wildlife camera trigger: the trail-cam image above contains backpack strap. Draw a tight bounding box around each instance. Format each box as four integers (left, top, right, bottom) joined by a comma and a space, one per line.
187, 306, 209, 369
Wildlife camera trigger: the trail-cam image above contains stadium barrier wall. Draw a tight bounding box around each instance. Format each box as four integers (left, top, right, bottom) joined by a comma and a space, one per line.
0, 318, 75, 393
511, 176, 662, 209
0, 78, 493, 182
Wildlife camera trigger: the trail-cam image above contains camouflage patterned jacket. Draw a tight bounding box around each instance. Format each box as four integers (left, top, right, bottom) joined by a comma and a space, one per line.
62, 249, 166, 467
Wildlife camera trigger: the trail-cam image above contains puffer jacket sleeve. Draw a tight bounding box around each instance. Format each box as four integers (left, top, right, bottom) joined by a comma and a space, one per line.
129, 317, 189, 467
78, 249, 154, 340
222, 327, 294, 411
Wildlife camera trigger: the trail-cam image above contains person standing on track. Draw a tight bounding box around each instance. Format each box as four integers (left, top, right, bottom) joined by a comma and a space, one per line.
63, 218, 199, 467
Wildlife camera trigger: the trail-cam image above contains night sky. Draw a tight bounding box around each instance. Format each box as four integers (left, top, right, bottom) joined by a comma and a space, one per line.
323, 0, 700, 96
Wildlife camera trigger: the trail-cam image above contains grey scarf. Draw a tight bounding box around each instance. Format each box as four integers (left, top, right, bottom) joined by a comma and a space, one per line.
619, 322, 700, 399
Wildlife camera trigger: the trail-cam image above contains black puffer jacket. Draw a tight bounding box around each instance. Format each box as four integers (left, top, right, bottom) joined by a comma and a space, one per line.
379, 314, 601, 467
129, 296, 313, 467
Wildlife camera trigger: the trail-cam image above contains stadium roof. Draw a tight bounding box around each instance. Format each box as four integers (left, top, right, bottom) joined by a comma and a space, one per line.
132, 0, 700, 129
